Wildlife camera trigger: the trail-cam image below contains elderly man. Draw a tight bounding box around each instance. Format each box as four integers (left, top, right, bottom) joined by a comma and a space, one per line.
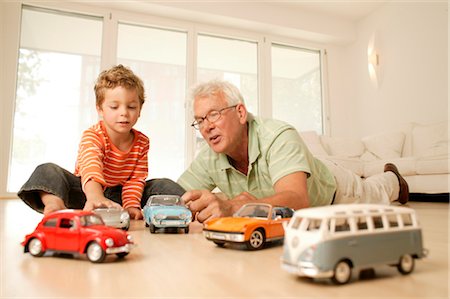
178, 80, 408, 223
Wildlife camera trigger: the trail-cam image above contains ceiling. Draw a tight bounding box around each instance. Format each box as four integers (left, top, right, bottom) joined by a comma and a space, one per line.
96, 0, 389, 22
271, 1, 390, 21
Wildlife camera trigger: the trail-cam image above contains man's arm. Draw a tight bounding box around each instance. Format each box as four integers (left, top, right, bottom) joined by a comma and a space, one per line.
183, 171, 309, 223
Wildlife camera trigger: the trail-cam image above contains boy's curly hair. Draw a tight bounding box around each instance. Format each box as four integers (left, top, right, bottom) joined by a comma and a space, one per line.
94, 65, 145, 108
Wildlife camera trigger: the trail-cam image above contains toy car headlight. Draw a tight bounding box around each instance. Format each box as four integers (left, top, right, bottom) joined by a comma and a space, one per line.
230, 234, 245, 242
302, 246, 315, 262
105, 238, 114, 247
127, 234, 134, 243
179, 213, 189, 220
120, 212, 130, 221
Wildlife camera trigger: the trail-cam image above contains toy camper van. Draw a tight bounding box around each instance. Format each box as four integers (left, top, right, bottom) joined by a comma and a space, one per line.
281, 204, 428, 284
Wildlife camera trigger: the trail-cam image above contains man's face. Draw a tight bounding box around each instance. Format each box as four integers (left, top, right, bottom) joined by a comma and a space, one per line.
193, 94, 245, 156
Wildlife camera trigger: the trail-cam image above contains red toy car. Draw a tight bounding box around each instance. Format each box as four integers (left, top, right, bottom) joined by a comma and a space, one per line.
22, 209, 135, 263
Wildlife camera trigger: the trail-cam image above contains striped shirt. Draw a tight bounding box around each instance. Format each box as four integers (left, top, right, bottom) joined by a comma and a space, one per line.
178, 115, 336, 207
74, 121, 149, 209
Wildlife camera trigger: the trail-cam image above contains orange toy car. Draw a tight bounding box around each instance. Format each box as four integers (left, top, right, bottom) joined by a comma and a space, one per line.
203, 203, 294, 250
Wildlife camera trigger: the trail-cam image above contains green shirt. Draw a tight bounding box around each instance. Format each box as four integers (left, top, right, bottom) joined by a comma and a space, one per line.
178, 116, 336, 207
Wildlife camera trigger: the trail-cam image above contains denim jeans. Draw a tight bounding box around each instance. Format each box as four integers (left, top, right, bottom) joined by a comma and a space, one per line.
18, 163, 186, 213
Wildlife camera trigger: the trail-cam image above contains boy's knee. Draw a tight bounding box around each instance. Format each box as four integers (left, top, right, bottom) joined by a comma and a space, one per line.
147, 178, 186, 196
34, 163, 62, 175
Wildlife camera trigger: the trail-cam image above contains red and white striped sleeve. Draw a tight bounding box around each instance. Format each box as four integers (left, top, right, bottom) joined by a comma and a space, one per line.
75, 127, 107, 190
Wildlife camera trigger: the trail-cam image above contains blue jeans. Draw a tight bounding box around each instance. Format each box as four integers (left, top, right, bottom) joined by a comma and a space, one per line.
18, 163, 186, 213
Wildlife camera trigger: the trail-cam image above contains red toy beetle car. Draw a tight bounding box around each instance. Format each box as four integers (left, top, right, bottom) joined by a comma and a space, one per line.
21, 209, 135, 263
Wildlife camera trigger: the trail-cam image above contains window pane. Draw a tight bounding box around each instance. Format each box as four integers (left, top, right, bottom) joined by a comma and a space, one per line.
8, 7, 102, 192
197, 34, 258, 114
272, 44, 323, 134
117, 23, 187, 180
196, 34, 258, 154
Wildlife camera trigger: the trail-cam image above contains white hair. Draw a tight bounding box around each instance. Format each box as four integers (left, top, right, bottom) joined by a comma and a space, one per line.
187, 79, 245, 112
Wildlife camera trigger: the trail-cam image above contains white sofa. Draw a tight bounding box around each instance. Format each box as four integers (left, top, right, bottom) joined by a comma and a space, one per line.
300, 121, 449, 195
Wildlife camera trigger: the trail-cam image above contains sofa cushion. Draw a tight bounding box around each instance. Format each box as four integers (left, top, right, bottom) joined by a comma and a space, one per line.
362, 131, 405, 159
319, 156, 364, 177
412, 121, 448, 157
363, 157, 417, 178
416, 156, 450, 175
299, 131, 329, 156
320, 136, 365, 157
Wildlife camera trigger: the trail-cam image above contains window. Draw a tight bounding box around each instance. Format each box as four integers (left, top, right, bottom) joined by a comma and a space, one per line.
43, 218, 57, 227
5, 4, 327, 195
59, 218, 74, 229
387, 214, 399, 228
333, 218, 351, 232
401, 213, 413, 227
291, 217, 302, 230
195, 34, 259, 154
272, 44, 323, 133
8, 6, 102, 192
356, 216, 369, 230
372, 215, 384, 229
117, 23, 187, 180
197, 34, 258, 114
306, 218, 322, 231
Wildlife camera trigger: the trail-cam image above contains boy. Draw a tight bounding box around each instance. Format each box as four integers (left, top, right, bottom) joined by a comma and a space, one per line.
18, 65, 185, 219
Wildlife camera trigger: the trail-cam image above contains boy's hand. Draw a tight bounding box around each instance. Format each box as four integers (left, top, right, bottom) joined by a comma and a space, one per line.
127, 207, 143, 220
83, 196, 121, 211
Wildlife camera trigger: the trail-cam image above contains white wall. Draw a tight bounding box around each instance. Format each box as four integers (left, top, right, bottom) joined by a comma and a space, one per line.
330, 2, 448, 138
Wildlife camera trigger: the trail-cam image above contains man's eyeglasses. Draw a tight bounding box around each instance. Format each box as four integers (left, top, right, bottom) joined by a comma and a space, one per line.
191, 105, 237, 130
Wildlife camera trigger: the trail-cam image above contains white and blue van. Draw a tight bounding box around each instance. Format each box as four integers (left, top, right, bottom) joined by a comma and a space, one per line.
281, 204, 428, 284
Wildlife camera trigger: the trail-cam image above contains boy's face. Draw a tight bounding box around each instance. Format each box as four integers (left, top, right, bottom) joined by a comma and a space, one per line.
97, 86, 141, 137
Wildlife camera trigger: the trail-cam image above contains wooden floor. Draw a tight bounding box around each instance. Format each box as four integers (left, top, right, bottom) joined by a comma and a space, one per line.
0, 198, 448, 298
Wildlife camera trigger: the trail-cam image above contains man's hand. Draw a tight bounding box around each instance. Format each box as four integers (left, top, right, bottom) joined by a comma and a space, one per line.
182, 190, 234, 223
83, 196, 121, 211
127, 207, 143, 220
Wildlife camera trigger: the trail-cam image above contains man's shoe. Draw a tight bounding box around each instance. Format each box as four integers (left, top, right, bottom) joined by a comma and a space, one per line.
384, 163, 409, 204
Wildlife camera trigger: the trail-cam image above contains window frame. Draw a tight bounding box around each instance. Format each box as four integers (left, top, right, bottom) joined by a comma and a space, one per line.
0, 1, 329, 197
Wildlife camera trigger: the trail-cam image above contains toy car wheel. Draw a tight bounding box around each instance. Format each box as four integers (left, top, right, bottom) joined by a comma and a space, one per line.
122, 224, 130, 231
331, 260, 352, 285
213, 241, 225, 247
86, 241, 106, 263
28, 238, 45, 257
397, 254, 415, 274
116, 252, 129, 259
246, 229, 265, 250
149, 224, 156, 233
184, 226, 189, 234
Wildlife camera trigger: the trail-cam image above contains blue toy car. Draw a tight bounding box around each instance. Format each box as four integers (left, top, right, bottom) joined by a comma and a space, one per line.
143, 195, 192, 233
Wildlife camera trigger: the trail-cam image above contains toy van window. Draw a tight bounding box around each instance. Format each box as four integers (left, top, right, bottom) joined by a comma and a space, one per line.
306, 219, 322, 231
43, 218, 57, 227
372, 215, 384, 229
387, 214, 399, 228
401, 214, 413, 227
356, 216, 368, 230
291, 217, 302, 229
334, 217, 350, 232
59, 218, 74, 229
